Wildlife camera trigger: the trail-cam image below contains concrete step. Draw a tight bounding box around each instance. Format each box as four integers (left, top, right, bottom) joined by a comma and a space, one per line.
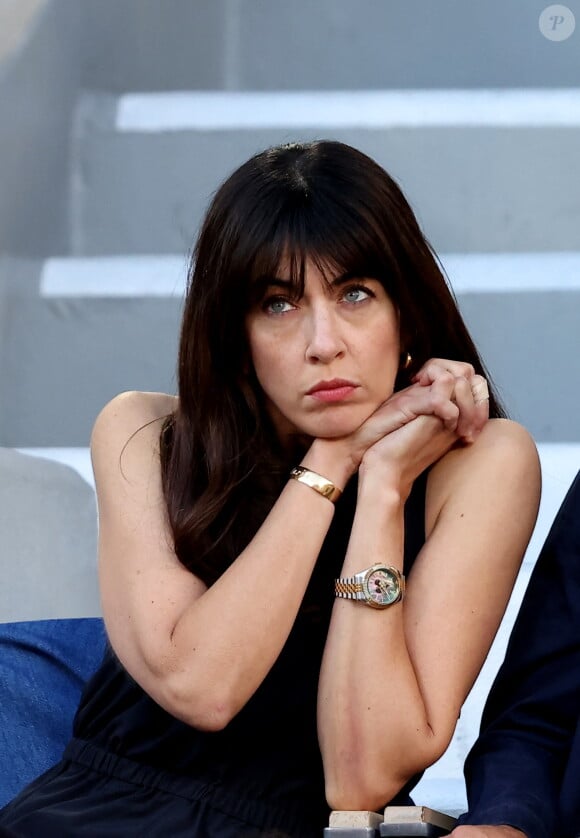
0, 256, 183, 446
70, 89, 580, 256
16, 442, 580, 812
79, 0, 580, 94
1, 251, 580, 446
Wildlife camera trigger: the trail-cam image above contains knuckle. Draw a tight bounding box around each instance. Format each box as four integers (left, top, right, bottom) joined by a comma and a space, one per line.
437, 372, 456, 390
454, 375, 471, 392
461, 362, 476, 378
429, 391, 446, 410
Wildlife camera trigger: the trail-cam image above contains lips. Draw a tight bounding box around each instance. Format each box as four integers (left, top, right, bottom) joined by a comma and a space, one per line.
307, 378, 357, 395
306, 379, 359, 403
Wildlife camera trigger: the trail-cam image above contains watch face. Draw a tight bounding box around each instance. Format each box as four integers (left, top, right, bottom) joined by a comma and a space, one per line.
363, 567, 401, 607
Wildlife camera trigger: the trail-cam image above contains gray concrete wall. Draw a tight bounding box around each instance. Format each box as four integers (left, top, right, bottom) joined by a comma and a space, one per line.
81, 0, 228, 92
72, 112, 580, 256
231, 0, 580, 91
80, 0, 580, 92
1, 0, 578, 257
0, 0, 46, 63
0, 0, 83, 257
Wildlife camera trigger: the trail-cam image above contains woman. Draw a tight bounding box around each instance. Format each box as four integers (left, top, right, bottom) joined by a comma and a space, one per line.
0, 141, 540, 837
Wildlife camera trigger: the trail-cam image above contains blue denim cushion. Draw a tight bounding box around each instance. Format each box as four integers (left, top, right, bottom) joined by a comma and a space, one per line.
0, 618, 106, 807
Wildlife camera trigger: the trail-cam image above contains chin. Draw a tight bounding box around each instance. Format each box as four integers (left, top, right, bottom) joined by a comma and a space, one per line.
271, 403, 377, 443
304, 416, 365, 440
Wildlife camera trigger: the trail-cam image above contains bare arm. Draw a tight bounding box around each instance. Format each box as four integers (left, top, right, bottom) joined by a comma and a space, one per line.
317, 416, 541, 810
94, 391, 351, 731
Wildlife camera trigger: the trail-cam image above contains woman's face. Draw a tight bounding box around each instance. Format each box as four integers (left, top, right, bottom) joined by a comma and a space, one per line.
245, 258, 400, 442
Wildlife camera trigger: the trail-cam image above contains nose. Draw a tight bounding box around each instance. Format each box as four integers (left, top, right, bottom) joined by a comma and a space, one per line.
304, 303, 346, 363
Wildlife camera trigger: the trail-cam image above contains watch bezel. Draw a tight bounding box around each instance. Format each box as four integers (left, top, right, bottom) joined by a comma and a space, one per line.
361, 564, 404, 609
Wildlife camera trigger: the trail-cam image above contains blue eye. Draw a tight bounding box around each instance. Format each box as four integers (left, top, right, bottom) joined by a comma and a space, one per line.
342, 286, 373, 304
264, 297, 295, 314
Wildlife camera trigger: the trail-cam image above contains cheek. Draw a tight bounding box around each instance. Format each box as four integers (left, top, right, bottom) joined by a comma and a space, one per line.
250, 340, 289, 396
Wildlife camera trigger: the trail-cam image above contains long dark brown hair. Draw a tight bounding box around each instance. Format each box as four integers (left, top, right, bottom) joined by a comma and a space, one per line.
159, 140, 506, 584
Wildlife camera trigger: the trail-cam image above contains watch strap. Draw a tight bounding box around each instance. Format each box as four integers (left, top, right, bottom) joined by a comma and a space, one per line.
334, 577, 365, 599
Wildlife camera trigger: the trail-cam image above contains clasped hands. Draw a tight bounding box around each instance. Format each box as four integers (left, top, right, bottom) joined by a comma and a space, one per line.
340, 358, 490, 491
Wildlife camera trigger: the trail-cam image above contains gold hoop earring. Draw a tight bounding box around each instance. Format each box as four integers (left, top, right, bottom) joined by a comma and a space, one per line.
401, 351, 412, 371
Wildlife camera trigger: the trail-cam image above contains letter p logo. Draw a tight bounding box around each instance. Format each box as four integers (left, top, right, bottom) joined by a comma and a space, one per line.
539, 5, 576, 40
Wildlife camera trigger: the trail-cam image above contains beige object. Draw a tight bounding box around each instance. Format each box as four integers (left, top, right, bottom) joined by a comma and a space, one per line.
383, 806, 457, 830
0, 0, 47, 63
329, 811, 383, 828
471, 377, 490, 404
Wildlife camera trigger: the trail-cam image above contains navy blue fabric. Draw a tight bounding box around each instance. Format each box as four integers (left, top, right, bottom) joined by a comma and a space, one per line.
0, 618, 106, 808
458, 470, 580, 838
0, 472, 428, 837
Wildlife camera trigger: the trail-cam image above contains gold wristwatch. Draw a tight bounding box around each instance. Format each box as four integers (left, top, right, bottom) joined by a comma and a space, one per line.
334, 564, 405, 609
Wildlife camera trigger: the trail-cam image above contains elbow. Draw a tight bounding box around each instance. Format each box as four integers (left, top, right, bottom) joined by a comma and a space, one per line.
324, 757, 404, 812
185, 702, 233, 733
116, 632, 240, 732
326, 776, 399, 814
157, 670, 236, 732
325, 733, 449, 812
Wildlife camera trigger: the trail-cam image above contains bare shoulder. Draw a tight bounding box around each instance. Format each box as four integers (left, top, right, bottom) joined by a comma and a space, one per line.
459, 417, 536, 460
432, 418, 539, 484
426, 419, 541, 533
90, 390, 178, 487
92, 390, 177, 439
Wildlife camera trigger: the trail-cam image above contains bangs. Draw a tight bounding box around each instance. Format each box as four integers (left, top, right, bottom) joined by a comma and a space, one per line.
244, 191, 399, 305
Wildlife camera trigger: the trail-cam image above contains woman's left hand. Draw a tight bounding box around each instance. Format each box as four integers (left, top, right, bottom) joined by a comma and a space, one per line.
356, 358, 490, 497
411, 358, 490, 443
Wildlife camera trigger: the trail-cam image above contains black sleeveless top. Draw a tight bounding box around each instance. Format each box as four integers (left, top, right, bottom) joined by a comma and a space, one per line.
67, 470, 428, 835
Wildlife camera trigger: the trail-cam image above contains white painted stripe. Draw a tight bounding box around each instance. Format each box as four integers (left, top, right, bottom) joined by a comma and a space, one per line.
40, 255, 188, 297
40, 253, 580, 297
116, 89, 580, 132
440, 251, 580, 293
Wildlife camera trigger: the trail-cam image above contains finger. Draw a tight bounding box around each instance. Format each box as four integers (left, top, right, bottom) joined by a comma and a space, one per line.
470, 375, 490, 435
412, 367, 490, 441
428, 372, 461, 432
452, 375, 478, 439
412, 358, 476, 386
393, 373, 460, 431
471, 375, 489, 405
366, 377, 455, 439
